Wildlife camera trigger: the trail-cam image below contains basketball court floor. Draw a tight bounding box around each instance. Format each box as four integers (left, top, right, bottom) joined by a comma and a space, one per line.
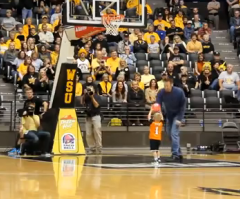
1, 152, 240, 199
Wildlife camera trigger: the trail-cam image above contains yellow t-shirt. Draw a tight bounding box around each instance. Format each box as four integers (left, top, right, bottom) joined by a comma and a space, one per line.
175, 15, 184, 30
38, 23, 54, 32
75, 82, 82, 96
106, 57, 120, 73
138, 81, 145, 90
91, 58, 101, 69
23, 24, 35, 37
136, 4, 153, 15
17, 63, 28, 76
157, 80, 164, 90
50, 51, 59, 66
153, 19, 170, 30
143, 32, 160, 44
6, 39, 21, 50
127, 0, 139, 9
21, 115, 39, 134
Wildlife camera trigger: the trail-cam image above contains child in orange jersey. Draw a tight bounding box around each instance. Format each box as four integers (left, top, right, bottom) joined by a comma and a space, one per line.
148, 110, 164, 164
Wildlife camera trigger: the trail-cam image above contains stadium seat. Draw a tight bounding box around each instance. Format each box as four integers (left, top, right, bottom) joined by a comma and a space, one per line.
206, 97, 220, 110
190, 97, 204, 109
184, 60, 191, 68
188, 53, 198, 62
129, 65, 137, 74
161, 53, 168, 61
135, 53, 147, 60
137, 65, 147, 74
149, 60, 162, 68
204, 90, 218, 98
99, 96, 109, 109
125, 7, 137, 18
191, 89, 203, 98
136, 60, 148, 69
219, 90, 234, 98
179, 53, 187, 60
204, 54, 214, 61
148, 53, 160, 61
155, 73, 162, 81
151, 65, 164, 74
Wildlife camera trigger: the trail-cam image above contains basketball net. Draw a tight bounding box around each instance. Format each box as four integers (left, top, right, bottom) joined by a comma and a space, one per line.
102, 14, 125, 36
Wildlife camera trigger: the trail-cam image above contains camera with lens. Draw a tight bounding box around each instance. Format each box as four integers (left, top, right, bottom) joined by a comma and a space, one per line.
25, 105, 35, 116
86, 88, 93, 96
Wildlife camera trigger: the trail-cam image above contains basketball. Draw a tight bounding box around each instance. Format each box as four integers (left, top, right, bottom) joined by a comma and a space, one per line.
151, 103, 161, 112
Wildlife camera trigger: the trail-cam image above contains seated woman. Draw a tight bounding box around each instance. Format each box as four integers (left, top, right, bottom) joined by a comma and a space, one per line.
114, 59, 130, 81
145, 79, 158, 109
94, 59, 112, 81
173, 35, 187, 53
98, 73, 112, 96
194, 53, 205, 76
127, 81, 145, 126
37, 70, 50, 92
39, 45, 51, 61
198, 63, 214, 91
22, 65, 38, 91
11, 51, 26, 79
141, 66, 155, 87
112, 74, 128, 92
133, 72, 145, 90
159, 36, 173, 59
17, 57, 32, 81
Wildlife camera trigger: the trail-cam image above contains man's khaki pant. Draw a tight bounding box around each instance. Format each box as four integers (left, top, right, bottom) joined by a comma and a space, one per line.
85, 115, 102, 151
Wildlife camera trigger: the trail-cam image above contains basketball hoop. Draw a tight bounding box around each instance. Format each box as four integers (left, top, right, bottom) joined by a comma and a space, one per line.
102, 14, 125, 36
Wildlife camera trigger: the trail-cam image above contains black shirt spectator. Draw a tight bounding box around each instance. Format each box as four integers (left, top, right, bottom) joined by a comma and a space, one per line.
168, 46, 184, 73
114, 59, 130, 81
83, 93, 101, 117
166, 63, 179, 86
22, 65, 39, 91
39, 58, 55, 80
127, 81, 145, 105
27, 28, 40, 44
133, 33, 148, 53
92, 33, 109, 53
202, 35, 214, 54
179, 74, 191, 97
198, 66, 213, 90
166, 20, 184, 41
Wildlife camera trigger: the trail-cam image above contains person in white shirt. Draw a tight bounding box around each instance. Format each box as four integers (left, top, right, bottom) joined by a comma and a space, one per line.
50, 6, 61, 24
141, 66, 155, 87
38, 24, 54, 44
75, 48, 90, 73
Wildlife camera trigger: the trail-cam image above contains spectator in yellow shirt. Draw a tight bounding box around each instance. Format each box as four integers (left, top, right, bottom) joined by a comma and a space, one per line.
175, 10, 184, 30
186, 33, 203, 54
136, 3, 153, 16
143, 25, 160, 44
38, 15, 54, 32
15, 26, 27, 42
50, 44, 60, 66
106, 50, 120, 74
17, 57, 32, 80
153, 13, 170, 31
129, 29, 140, 44
133, 72, 144, 90
92, 50, 104, 69
23, 18, 35, 37
127, 0, 139, 9
75, 74, 82, 97
6, 32, 21, 50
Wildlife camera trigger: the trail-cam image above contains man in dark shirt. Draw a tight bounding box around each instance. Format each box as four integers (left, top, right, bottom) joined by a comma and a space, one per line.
81, 87, 102, 153
210, 51, 225, 67
166, 63, 179, 86
202, 34, 214, 54
133, 32, 148, 53
27, 28, 40, 44
168, 46, 184, 73
166, 20, 183, 41
23, 88, 48, 116
92, 32, 109, 53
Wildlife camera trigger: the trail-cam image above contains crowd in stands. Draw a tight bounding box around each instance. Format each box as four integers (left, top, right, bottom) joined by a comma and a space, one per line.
1, 0, 240, 125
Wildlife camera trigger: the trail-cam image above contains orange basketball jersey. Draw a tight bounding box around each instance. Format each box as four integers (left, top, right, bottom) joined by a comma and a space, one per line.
149, 121, 163, 140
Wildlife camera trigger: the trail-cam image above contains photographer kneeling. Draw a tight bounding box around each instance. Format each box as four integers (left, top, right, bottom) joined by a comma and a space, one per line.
19, 102, 51, 156
81, 87, 102, 154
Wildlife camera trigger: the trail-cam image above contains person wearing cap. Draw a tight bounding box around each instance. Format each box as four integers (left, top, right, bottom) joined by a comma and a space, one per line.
198, 22, 212, 41
148, 36, 160, 53
184, 20, 194, 41
157, 72, 168, 90
210, 51, 225, 67
153, 13, 170, 31
207, 0, 220, 30
202, 34, 215, 54
118, 33, 132, 54
168, 46, 184, 73
74, 48, 90, 73
156, 24, 166, 40
38, 15, 54, 32
143, 25, 160, 44
186, 33, 202, 54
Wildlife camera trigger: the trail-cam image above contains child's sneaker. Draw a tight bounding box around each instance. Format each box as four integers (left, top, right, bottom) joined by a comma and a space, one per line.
157, 158, 161, 163
8, 148, 17, 156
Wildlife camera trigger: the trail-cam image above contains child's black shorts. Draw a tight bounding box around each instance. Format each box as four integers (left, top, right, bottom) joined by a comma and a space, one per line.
150, 139, 161, 151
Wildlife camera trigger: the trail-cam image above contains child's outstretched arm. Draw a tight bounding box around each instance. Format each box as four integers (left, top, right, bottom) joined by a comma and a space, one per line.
148, 107, 153, 120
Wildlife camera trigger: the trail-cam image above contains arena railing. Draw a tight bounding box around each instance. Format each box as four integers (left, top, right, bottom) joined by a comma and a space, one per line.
0, 101, 14, 131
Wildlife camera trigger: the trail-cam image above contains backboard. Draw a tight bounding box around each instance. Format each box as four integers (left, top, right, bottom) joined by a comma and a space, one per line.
62, 0, 147, 28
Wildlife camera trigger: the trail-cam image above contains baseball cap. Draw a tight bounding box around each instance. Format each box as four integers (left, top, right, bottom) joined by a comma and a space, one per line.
161, 71, 167, 76
124, 33, 129, 37
187, 20, 192, 24
42, 15, 48, 19
173, 46, 179, 50
214, 51, 220, 56
158, 13, 163, 17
